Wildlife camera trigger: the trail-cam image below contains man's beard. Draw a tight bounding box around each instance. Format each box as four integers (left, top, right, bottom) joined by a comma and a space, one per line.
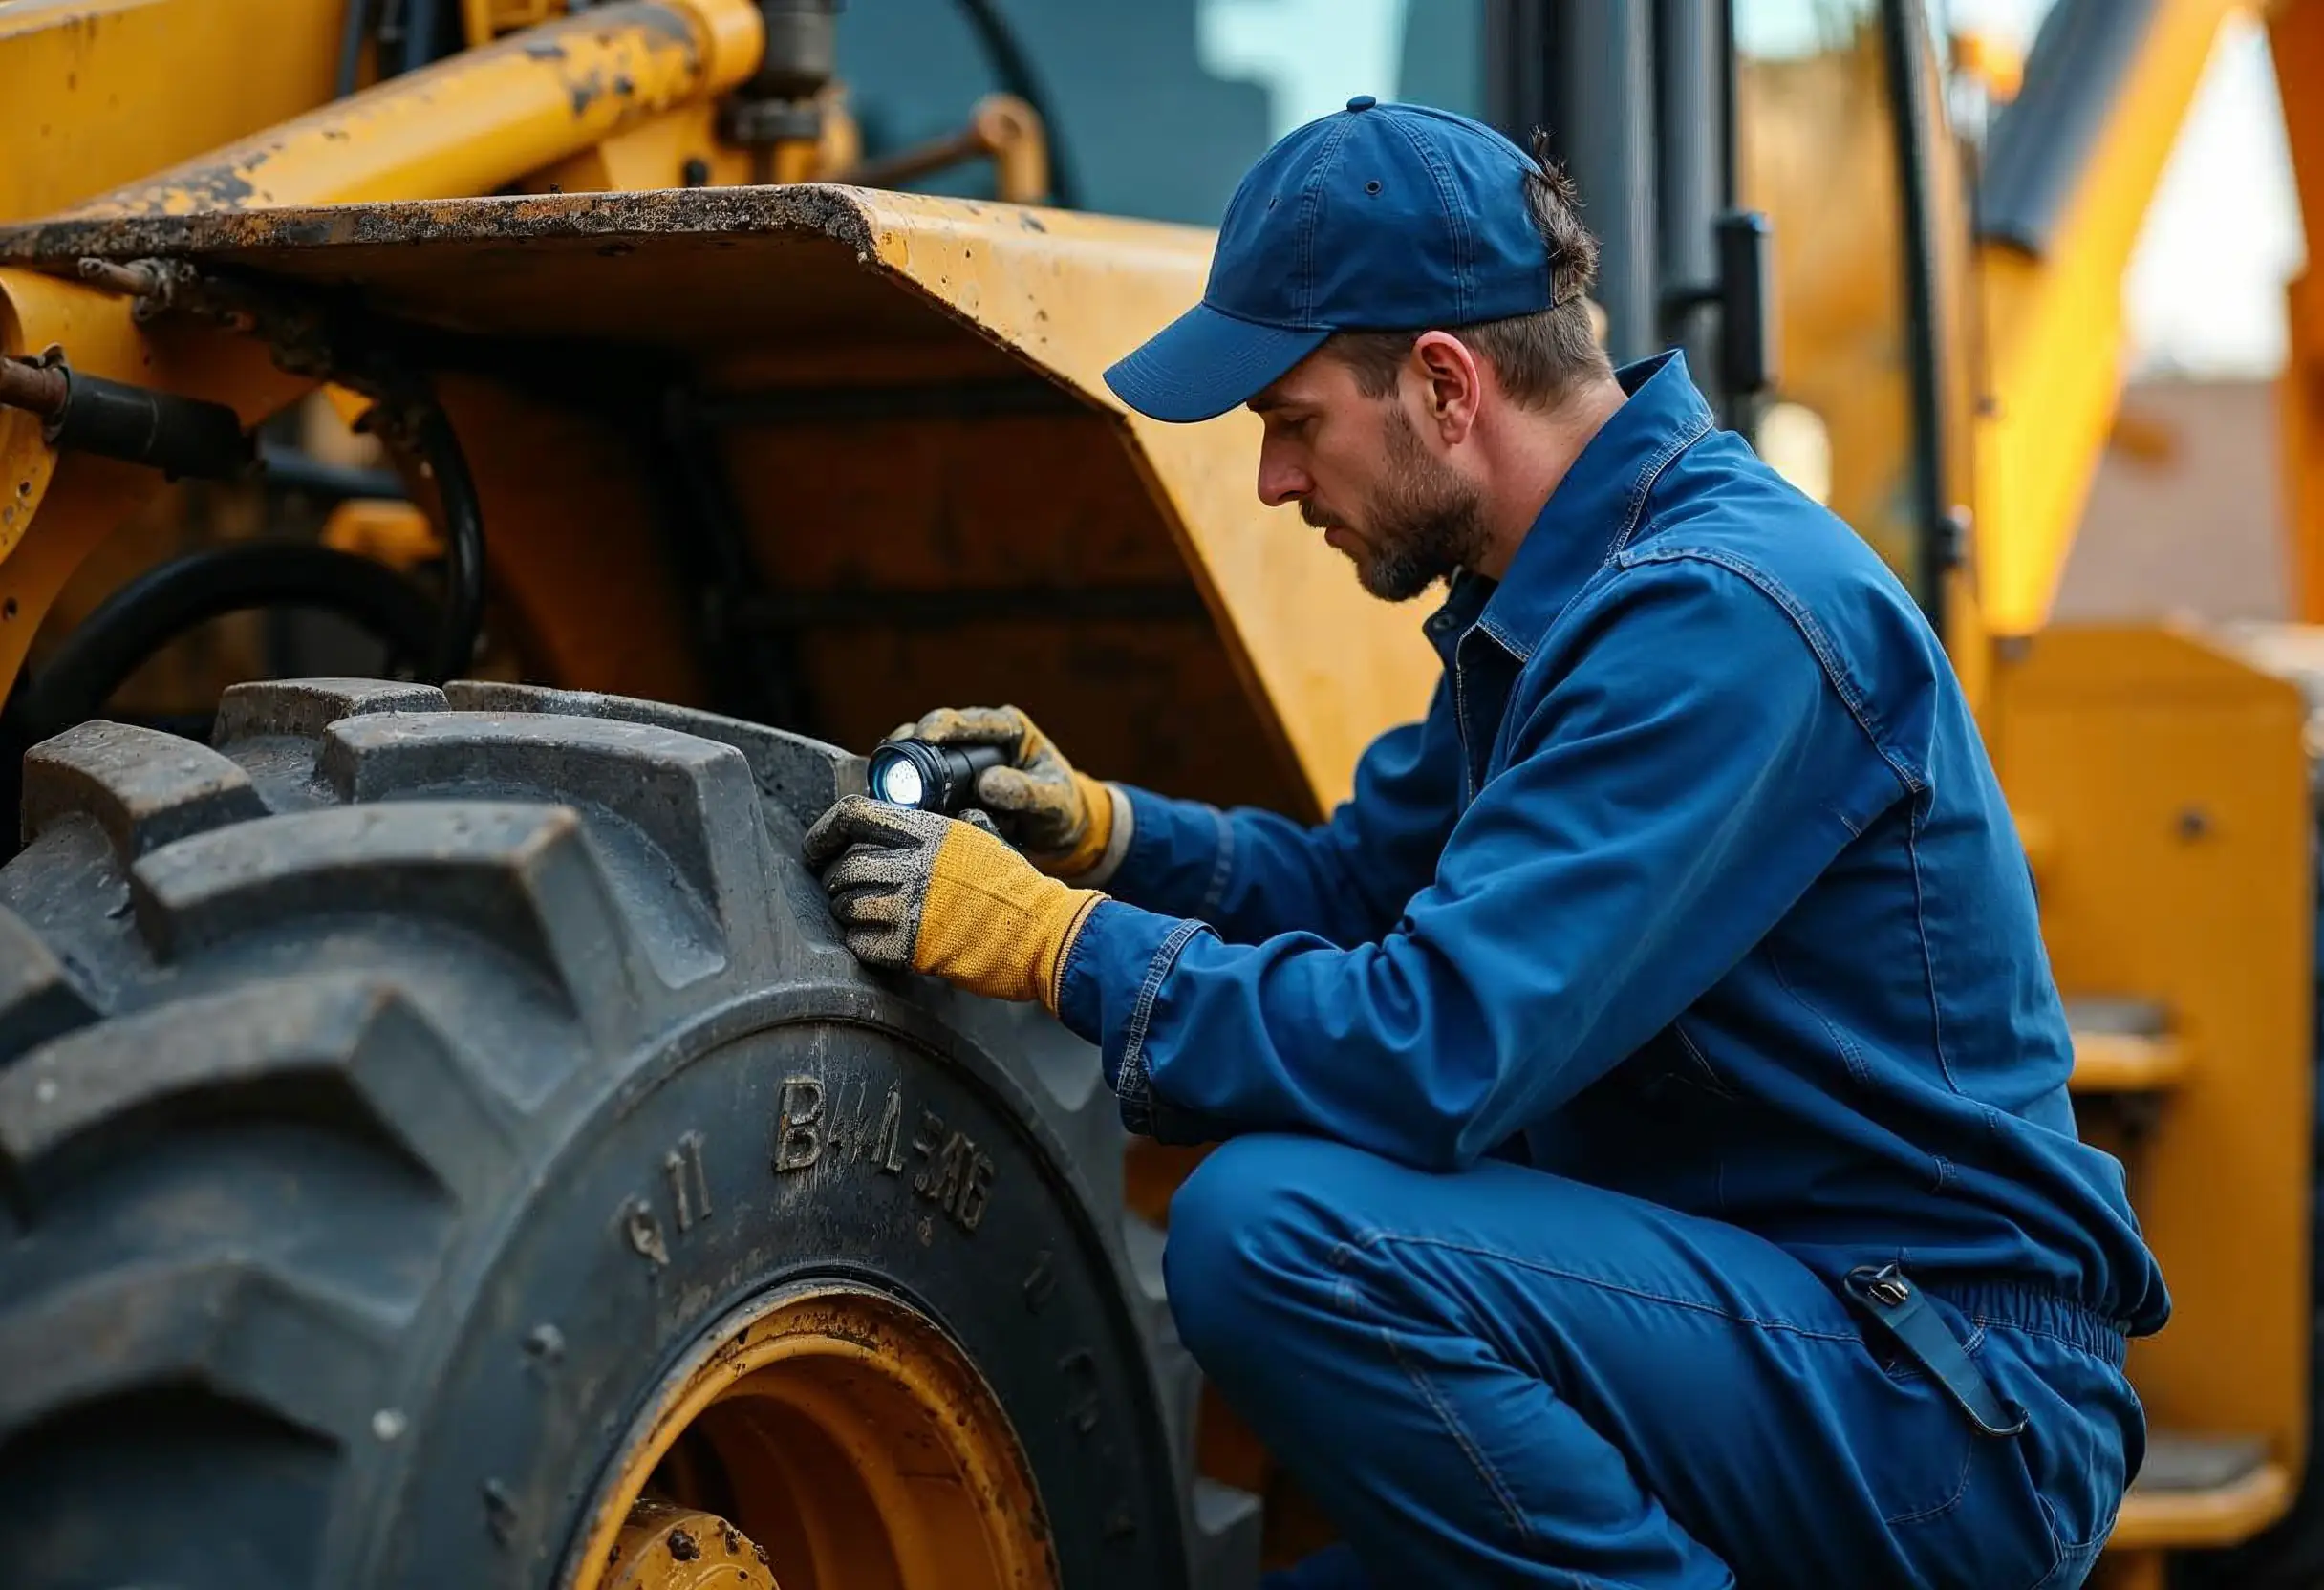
1302, 405, 1488, 602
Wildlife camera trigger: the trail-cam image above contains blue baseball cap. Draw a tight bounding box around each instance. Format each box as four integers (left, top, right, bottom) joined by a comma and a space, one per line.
1104, 97, 1558, 424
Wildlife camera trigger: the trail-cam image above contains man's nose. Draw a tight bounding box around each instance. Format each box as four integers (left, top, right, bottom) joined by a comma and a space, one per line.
1256, 446, 1311, 509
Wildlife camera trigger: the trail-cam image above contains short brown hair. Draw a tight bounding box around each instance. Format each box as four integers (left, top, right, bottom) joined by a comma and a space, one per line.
1326, 130, 1610, 412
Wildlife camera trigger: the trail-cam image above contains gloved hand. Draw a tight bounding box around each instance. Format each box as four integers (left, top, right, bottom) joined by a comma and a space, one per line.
803, 794, 1106, 1013
884, 706, 1127, 880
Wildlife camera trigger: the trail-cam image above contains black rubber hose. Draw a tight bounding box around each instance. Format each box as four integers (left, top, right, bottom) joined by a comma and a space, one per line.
258, 442, 408, 504
402, 395, 486, 682
11, 543, 441, 744
949, 0, 1079, 209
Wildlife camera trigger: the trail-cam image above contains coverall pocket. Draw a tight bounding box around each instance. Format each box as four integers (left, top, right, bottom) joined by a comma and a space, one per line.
1865, 1362, 1977, 1526
1863, 1320, 2056, 1587
1881, 1323, 2128, 1590
2006, 1328, 2136, 1587
1878, 1421, 2056, 1587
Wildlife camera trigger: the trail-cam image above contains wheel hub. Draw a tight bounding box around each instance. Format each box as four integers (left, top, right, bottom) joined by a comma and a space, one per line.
605, 1501, 777, 1589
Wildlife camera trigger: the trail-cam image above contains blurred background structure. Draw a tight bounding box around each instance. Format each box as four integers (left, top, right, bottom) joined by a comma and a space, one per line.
838, 0, 2303, 626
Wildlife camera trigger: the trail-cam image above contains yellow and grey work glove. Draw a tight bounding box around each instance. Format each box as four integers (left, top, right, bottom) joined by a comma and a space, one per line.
884, 706, 1129, 880
803, 794, 1106, 1014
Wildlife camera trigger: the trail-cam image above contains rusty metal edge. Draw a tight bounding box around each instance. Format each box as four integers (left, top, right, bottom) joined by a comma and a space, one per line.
0, 183, 885, 265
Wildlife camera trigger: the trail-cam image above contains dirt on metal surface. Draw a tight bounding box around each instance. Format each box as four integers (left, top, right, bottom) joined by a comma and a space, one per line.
605, 1502, 772, 1590
0, 186, 907, 356
0, 183, 878, 268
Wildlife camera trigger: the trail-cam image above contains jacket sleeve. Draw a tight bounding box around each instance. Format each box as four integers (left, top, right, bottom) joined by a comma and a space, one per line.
1057, 561, 1909, 1168
1095, 674, 1461, 947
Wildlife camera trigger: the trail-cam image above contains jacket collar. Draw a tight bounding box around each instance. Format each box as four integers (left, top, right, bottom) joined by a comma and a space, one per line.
1427, 350, 1714, 665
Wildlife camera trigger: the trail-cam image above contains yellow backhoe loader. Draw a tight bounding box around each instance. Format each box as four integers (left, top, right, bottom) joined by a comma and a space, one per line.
0, 2, 2313, 1587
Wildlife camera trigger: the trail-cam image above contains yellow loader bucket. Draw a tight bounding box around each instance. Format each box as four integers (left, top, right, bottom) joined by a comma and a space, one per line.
0, 183, 1439, 815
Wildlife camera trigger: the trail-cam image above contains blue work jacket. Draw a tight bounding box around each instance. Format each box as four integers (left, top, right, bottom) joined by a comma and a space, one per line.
1058, 351, 2168, 1332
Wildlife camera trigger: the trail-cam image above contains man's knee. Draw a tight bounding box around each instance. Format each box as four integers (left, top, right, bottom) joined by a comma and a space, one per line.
1163, 1133, 1367, 1369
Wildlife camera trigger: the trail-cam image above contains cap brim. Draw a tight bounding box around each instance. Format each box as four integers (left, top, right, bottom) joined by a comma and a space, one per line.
1102, 303, 1330, 424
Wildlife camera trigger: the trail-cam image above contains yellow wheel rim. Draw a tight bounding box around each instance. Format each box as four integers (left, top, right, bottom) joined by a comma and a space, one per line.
568, 1281, 1057, 1590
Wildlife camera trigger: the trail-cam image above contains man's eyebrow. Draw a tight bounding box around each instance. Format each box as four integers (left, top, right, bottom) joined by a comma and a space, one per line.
1248, 394, 1306, 417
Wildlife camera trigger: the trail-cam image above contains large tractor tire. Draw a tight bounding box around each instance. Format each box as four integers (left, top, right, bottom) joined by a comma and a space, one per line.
0, 677, 1259, 1590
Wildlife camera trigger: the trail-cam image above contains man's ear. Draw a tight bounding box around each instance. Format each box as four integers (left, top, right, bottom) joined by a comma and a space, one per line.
1409, 331, 1482, 446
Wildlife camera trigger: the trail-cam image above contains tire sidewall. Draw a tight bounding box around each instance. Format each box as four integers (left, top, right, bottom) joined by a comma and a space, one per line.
364, 983, 1182, 1589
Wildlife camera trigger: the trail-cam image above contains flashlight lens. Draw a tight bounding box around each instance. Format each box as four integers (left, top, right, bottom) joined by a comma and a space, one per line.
872, 756, 926, 808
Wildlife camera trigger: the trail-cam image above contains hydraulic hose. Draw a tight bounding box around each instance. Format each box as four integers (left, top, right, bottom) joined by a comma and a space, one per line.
949, 0, 1078, 209
404, 394, 486, 682
10, 543, 443, 744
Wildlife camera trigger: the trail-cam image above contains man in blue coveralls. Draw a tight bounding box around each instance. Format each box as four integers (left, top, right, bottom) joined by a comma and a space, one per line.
804, 99, 2167, 1588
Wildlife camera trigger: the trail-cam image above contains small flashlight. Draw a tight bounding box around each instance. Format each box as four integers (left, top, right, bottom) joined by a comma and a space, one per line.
867, 738, 1006, 815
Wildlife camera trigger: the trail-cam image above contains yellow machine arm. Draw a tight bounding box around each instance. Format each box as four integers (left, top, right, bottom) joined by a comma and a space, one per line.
60, 4, 763, 217
1971, 0, 2246, 636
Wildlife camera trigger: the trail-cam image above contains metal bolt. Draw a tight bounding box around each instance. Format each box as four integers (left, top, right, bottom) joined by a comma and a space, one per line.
2176, 806, 2212, 841
33, 1077, 56, 1104
524, 1322, 566, 1364
668, 1527, 701, 1561
75, 257, 163, 298
371, 1407, 407, 1441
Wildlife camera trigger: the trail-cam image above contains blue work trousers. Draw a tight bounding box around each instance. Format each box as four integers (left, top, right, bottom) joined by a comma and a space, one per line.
1165, 1136, 2141, 1589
